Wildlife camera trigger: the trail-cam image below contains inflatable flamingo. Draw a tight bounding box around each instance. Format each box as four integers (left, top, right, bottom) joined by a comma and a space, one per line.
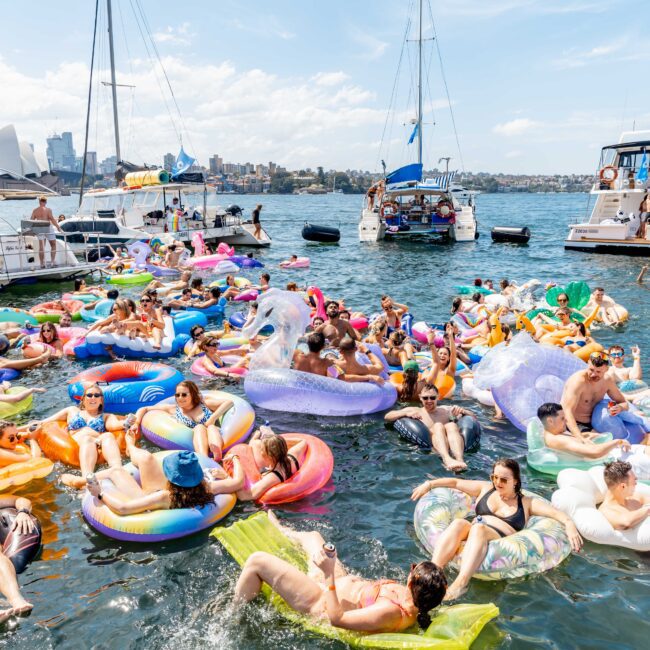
187, 233, 238, 270
306, 286, 367, 330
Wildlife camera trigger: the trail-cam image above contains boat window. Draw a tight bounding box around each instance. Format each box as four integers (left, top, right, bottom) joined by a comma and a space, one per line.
617, 149, 647, 171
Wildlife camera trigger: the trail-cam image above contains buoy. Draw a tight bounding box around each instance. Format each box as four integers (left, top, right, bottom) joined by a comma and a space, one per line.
301, 222, 340, 243
491, 226, 531, 244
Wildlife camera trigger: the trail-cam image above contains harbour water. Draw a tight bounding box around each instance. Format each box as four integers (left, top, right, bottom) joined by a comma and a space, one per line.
1, 192, 649, 649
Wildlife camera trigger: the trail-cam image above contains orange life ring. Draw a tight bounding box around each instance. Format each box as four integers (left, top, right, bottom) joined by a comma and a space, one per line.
0, 445, 53, 491
380, 202, 398, 218
599, 166, 618, 183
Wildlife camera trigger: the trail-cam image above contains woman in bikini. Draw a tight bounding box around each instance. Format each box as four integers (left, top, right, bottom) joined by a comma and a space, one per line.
234, 511, 447, 632
34, 384, 126, 486
132, 380, 233, 460
411, 458, 582, 600
222, 425, 307, 501
198, 335, 248, 378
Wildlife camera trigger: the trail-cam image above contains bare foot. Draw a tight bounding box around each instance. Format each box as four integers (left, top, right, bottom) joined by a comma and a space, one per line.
0, 607, 14, 624
60, 473, 86, 489
443, 579, 468, 602
444, 458, 467, 472
9, 597, 33, 615
209, 445, 223, 462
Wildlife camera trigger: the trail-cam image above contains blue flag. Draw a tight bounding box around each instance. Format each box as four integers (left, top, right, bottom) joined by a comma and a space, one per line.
172, 147, 196, 177
636, 151, 648, 183
407, 122, 419, 145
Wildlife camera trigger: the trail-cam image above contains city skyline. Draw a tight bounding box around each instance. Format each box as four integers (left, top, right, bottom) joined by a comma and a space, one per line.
1, 1, 647, 176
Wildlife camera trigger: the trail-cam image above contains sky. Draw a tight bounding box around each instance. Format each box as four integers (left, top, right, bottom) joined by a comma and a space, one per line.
1, 0, 648, 175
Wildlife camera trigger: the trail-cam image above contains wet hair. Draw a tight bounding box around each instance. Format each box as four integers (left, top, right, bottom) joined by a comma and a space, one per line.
473, 278, 482, 287
107, 289, 119, 299
182, 287, 192, 295
604, 460, 633, 488
39, 322, 59, 342
80, 383, 104, 412
161, 305, 172, 316
260, 434, 293, 481
499, 279, 509, 290
115, 264, 125, 273
339, 335, 356, 351
191, 278, 204, 289
451, 297, 462, 314
589, 354, 609, 368
409, 561, 447, 629
175, 380, 202, 409
576, 322, 586, 336
190, 324, 205, 339
537, 402, 563, 424
307, 332, 325, 353
261, 273, 270, 283
471, 292, 482, 303
608, 345, 624, 354
421, 383, 439, 396
74, 279, 85, 291
209, 287, 221, 299
400, 365, 420, 402
493, 458, 522, 495
168, 481, 215, 510
389, 330, 406, 345
286, 282, 298, 291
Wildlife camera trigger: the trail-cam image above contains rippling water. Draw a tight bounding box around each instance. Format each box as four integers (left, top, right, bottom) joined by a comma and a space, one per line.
1, 193, 649, 648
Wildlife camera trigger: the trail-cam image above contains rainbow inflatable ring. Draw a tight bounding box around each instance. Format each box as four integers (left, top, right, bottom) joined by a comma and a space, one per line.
140, 390, 255, 452
81, 451, 236, 542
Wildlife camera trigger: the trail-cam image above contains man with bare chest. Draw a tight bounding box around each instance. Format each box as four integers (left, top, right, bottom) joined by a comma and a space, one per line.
30, 196, 62, 267
561, 353, 629, 438
317, 301, 359, 347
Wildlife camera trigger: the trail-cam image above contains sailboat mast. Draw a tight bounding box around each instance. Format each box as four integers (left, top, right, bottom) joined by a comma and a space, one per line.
106, 0, 121, 163
417, 0, 423, 167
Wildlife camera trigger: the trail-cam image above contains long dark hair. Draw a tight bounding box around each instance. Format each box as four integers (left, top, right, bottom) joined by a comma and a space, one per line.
493, 458, 522, 495
176, 380, 203, 409
400, 367, 419, 402
168, 481, 214, 510
409, 561, 447, 628
261, 434, 293, 480
39, 322, 59, 343
451, 297, 462, 314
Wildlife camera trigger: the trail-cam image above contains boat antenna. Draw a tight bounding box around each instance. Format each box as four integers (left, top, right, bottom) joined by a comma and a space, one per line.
79, 0, 100, 206
107, 0, 121, 164
417, 0, 423, 167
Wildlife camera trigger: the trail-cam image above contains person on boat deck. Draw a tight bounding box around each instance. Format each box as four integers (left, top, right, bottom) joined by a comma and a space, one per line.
385, 382, 474, 472
636, 194, 650, 239
0, 493, 37, 621
380, 295, 408, 331
335, 336, 385, 379
30, 195, 62, 268
34, 384, 126, 487
85, 439, 243, 515
220, 424, 308, 501
132, 380, 233, 460
410, 458, 582, 601
381, 330, 414, 368
607, 345, 642, 384
583, 287, 624, 326
0, 419, 44, 466
196, 335, 248, 379
597, 460, 650, 530
317, 301, 360, 346
233, 510, 447, 633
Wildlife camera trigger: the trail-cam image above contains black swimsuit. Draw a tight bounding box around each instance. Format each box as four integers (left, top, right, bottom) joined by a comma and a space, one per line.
262, 453, 300, 482
474, 488, 526, 538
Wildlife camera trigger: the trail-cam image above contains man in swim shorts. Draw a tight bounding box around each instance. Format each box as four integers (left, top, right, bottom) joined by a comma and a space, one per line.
30, 196, 62, 268
598, 461, 650, 530
317, 301, 359, 346
561, 353, 631, 439
385, 383, 473, 472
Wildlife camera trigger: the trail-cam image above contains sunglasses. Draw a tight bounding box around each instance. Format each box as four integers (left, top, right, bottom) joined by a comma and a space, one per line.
421, 395, 438, 401
175, 392, 189, 398
557, 298, 568, 303
141, 298, 152, 303
5, 434, 17, 443
490, 474, 512, 484
193, 330, 205, 337
609, 352, 624, 358
590, 351, 610, 363
205, 342, 219, 348
85, 393, 102, 398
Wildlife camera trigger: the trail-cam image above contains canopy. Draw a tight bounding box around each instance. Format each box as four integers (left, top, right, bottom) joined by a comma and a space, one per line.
385, 163, 422, 186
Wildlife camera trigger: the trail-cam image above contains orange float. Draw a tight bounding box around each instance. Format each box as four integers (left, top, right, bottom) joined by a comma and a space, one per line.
225, 433, 333, 505
389, 371, 455, 400
0, 444, 54, 491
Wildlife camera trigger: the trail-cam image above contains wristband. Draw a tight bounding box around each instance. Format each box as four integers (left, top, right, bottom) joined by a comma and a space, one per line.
17, 508, 31, 515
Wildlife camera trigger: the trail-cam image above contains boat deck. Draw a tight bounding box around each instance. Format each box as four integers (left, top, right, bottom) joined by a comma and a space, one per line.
0, 262, 101, 289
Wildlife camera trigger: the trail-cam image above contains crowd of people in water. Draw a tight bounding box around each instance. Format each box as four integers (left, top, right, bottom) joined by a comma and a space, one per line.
1, 260, 649, 638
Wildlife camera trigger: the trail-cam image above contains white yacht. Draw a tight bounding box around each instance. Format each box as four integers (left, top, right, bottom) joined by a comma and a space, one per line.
449, 182, 478, 207
565, 131, 650, 255
358, 0, 477, 244
59, 178, 270, 252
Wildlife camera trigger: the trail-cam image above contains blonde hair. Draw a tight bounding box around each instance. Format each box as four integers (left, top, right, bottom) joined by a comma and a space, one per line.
80, 383, 104, 412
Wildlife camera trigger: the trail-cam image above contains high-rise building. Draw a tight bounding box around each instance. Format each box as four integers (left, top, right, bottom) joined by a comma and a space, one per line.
163, 152, 175, 172
99, 155, 117, 176
46, 131, 76, 170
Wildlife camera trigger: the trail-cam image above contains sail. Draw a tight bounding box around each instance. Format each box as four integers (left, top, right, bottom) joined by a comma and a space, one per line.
385, 163, 422, 186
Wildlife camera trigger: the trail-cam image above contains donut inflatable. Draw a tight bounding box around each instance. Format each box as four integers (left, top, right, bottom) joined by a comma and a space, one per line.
393, 415, 481, 452
0, 508, 42, 573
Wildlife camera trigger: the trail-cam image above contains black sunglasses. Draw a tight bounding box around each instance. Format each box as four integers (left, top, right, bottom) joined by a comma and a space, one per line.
205, 342, 218, 348
421, 395, 437, 401
141, 298, 152, 303
85, 392, 102, 398
175, 392, 189, 398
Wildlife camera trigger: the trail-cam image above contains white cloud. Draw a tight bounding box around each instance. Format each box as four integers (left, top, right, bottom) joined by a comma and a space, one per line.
153, 22, 194, 46
505, 150, 523, 158
226, 15, 295, 41
312, 72, 350, 87
440, 0, 611, 17
552, 41, 624, 69
493, 118, 539, 136
349, 28, 389, 61
0, 55, 387, 170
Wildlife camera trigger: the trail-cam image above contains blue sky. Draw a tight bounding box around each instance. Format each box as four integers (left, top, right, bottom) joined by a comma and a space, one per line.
1, 0, 648, 174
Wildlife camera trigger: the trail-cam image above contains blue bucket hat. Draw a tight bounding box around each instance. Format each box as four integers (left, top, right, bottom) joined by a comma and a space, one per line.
162, 451, 204, 488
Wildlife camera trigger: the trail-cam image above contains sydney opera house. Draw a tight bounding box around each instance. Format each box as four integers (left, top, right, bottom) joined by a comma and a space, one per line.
0, 124, 62, 197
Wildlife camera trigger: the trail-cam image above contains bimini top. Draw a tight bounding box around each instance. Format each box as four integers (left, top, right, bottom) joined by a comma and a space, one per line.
602, 130, 650, 151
